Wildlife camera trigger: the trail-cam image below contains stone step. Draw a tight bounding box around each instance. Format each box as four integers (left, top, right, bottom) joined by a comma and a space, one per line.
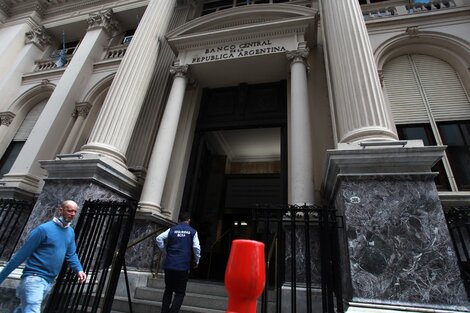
135, 286, 228, 310
146, 278, 228, 297
111, 296, 225, 313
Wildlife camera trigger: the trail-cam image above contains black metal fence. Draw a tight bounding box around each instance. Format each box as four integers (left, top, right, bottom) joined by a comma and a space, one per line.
0, 199, 34, 260
252, 204, 344, 313
445, 206, 470, 299
44, 199, 136, 313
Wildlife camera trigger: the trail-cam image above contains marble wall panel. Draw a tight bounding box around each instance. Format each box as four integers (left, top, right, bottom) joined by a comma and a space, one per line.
284, 224, 322, 285
335, 174, 469, 310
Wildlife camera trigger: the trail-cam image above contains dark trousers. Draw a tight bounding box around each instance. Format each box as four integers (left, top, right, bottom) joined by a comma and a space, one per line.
161, 269, 189, 313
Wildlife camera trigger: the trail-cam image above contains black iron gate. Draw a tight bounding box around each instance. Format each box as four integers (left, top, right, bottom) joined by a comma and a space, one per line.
445, 206, 470, 299
252, 204, 344, 313
0, 199, 34, 260
45, 199, 136, 313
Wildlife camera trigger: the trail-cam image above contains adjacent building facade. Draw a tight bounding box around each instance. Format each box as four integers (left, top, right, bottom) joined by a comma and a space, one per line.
0, 0, 469, 312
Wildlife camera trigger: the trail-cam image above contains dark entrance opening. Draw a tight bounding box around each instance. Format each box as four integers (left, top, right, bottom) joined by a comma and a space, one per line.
181, 81, 287, 281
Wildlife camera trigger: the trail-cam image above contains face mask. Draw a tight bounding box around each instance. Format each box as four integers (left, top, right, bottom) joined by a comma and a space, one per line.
58, 216, 67, 224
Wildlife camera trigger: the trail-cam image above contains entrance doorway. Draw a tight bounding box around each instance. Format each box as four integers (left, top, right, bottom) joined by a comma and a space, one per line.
181, 82, 287, 281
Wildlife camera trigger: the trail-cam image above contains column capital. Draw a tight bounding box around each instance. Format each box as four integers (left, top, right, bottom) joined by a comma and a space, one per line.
170, 64, 189, 78
25, 26, 53, 51
0, 111, 16, 126
87, 8, 120, 36
73, 102, 92, 118
286, 48, 309, 66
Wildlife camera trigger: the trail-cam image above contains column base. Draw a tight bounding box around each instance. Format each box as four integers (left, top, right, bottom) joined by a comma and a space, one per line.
40, 153, 140, 199
0, 173, 41, 201
137, 201, 172, 224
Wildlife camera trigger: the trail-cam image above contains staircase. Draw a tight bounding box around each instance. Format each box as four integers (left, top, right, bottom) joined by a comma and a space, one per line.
111, 277, 228, 313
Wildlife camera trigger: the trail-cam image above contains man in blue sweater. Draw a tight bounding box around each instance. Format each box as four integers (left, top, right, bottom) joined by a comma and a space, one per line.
0, 200, 86, 313
156, 212, 201, 313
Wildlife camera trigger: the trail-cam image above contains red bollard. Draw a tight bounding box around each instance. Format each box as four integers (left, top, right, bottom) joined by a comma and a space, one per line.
224, 239, 266, 313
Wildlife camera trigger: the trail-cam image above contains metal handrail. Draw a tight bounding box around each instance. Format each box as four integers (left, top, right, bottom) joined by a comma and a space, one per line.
122, 226, 167, 313
207, 226, 234, 279
261, 233, 278, 312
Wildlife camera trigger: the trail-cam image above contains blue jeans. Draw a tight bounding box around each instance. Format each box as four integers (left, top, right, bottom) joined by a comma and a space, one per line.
13, 275, 52, 313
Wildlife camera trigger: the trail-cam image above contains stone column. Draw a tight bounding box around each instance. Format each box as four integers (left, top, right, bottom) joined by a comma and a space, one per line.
0, 22, 33, 103
286, 46, 314, 205
60, 102, 92, 154
138, 65, 188, 217
0, 26, 51, 108
0, 10, 117, 196
81, 0, 177, 166
320, 0, 397, 144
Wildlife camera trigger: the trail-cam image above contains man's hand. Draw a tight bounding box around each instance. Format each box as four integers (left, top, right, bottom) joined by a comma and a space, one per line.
77, 271, 87, 283
192, 261, 199, 269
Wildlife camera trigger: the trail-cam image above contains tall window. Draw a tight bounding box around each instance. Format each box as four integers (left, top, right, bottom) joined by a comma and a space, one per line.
383, 54, 470, 191
0, 101, 46, 178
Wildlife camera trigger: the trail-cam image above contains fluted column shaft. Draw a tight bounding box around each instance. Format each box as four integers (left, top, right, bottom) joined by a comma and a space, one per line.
287, 49, 315, 205
81, 0, 177, 165
320, 0, 397, 143
139, 65, 188, 216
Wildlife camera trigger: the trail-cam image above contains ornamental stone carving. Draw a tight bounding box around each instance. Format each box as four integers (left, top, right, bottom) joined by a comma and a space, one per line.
25, 26, 53, 51
406, 26, 419, 38
169, 65, 189, 78
0, 112, 16, 126
87, 9, 120, 36
286, 47, 309, 66
72, 102, 92, 118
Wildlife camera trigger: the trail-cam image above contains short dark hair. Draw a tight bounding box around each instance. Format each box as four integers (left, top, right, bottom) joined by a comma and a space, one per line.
178, 211, 191, 222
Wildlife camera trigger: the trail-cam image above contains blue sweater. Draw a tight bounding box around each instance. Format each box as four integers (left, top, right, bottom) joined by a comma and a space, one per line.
0, 220, 83, 284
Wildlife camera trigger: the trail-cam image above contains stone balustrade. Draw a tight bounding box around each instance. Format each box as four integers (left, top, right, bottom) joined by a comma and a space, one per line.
104, 44, 128, 60
33, 58, 70, 72
362, 0, 457, 20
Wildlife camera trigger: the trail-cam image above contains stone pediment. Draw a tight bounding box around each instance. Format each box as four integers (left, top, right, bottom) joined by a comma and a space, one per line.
167, 4, 318, 52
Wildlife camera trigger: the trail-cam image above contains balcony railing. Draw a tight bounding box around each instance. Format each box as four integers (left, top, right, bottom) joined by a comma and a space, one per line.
362, 0, 457, 20
33, 56, 72, 72
103, 44, 128, 60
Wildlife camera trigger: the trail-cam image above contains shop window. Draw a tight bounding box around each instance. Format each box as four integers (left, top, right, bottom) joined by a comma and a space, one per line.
437, 121, 470, 190
396, 124, 451, 191
0, 141, 25, 178
0, 101, 46, 178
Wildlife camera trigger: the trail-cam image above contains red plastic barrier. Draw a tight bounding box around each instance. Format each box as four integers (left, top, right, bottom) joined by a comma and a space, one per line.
224, 239, 266, 313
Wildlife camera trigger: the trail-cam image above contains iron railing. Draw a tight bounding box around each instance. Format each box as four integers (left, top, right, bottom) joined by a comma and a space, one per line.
252, 204, 344, 313
44, 199, 136, 313
445, 206, 470, 299
0, 199, 34, 260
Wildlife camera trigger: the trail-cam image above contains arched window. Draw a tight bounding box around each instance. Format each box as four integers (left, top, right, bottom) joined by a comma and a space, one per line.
383, 54, 470, 191
0, 100, 47, 177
